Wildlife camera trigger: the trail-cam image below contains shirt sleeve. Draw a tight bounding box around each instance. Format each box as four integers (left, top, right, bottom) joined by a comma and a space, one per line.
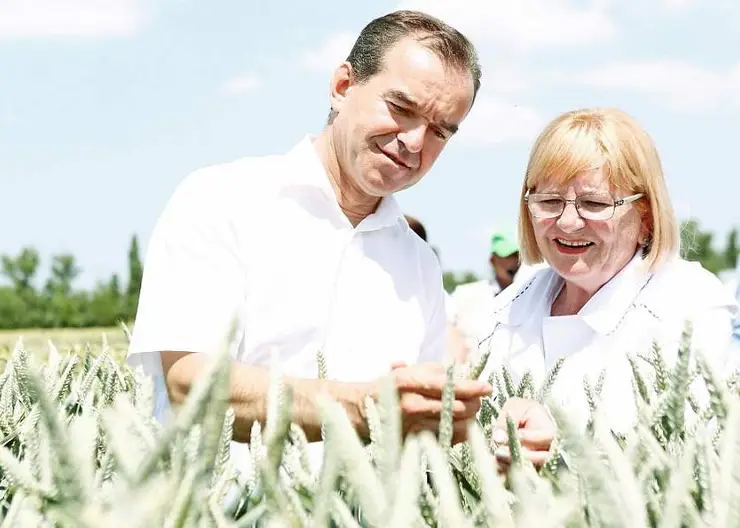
417, 257, 448, 364
686, 260, 740, 375
691, 301, 739, 374
127, 169, 247, 362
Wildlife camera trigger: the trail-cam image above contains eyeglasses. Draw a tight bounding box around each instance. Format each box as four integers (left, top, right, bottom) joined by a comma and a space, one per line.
524, 191, 644, 221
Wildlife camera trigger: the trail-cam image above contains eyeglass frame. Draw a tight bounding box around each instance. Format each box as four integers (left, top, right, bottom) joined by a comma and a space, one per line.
523, 190, 645, 220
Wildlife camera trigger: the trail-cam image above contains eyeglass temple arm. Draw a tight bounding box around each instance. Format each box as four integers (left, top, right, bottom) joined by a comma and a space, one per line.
614, 193, 645, 206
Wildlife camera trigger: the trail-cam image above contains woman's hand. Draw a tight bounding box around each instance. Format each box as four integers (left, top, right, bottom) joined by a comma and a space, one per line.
490, 397, 556, 472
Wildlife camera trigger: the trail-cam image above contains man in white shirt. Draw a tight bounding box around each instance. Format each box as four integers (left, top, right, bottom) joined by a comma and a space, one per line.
127, 10, 554, 475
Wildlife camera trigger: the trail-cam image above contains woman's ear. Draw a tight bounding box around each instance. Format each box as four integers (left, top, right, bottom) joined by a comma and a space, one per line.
638, 204, 653, 247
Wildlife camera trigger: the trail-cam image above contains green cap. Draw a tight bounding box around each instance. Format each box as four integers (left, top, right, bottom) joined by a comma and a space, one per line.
490, 230, 519, 257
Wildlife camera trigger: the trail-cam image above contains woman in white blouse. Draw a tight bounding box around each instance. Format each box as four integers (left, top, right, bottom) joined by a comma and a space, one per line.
479, 107, 739, 437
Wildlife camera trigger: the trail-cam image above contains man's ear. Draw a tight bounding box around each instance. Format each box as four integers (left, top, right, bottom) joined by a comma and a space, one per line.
329, 62, 354, 116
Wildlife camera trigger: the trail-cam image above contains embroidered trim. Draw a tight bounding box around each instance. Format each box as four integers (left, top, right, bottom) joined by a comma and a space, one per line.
476, 275, 538, 348
603, 274, 656, 336
476, 269, 658, 347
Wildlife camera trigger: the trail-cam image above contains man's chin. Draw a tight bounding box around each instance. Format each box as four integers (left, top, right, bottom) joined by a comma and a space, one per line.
365, 171, 418, 196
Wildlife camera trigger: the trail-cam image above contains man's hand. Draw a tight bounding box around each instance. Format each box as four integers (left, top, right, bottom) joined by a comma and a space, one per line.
490, 397, 556, 472
383, 362, 493, 444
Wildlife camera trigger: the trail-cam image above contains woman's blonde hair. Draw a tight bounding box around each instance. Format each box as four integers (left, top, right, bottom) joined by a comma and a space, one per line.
518, 107, 680, 272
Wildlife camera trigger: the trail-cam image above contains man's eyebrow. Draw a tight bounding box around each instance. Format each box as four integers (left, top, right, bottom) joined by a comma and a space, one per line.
441, 121, 458, 135
386, 89, 459, 135
386, 89, 418, 108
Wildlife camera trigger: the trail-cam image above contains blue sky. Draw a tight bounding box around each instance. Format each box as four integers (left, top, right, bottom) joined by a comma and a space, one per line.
1, 0, 739, 289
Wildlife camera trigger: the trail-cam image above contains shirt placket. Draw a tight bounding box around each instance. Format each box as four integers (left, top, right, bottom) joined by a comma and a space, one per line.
318, 229, 358, 366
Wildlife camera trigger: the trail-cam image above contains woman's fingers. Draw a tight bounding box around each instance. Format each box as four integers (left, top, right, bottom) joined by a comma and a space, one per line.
518, 428, 556, 451
493, 445, 552, 468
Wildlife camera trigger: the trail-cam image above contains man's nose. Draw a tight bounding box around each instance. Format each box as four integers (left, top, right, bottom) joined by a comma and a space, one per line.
398, 123, 426, 154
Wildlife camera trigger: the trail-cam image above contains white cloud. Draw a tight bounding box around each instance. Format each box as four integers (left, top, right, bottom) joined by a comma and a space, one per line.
455, 95, 544, 146
659, 0, 696, 11
569, 60, 740, 112
299, 32, 356, 73
394, 0, 617, 53
220, 75, 261, 96
654, 0, 740, 15
478, 64, 533, 96
0, 0, 144, 38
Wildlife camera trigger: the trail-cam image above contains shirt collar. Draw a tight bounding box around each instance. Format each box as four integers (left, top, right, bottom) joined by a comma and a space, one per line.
577, 251, 652, 335
489, 271, 554, 328
490, 250, 652, 335
285, 134, 406, 233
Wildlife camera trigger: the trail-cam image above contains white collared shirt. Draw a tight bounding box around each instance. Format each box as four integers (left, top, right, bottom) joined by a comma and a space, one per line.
126, 135, 448, 475
478, 252, 739, 436
448, 264, 542, 355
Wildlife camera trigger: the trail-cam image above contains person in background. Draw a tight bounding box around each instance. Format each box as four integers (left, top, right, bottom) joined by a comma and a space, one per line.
488, 229, 523, 292
404, 214, 469, 362
404, 214, 427, 243
127, 10, 555, 478
449, 229, 537, 361
479, 107, 738, 451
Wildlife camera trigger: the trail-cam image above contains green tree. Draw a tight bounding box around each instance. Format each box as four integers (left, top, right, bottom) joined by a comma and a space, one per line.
39, 254, 87, 328
443, 271, 479, 293
723, 228, 738, 270
44, 254, 81, 297
1, 247, 42, 327
1, 247, 40, 294
0, 287, 29, 330
125, 234, 143, 321
88, 273, 125, 328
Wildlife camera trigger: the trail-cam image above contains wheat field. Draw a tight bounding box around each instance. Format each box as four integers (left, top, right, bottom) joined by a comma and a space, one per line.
0, 327, 127, 349
0, 327, 129, 368
0, 322, 739, 526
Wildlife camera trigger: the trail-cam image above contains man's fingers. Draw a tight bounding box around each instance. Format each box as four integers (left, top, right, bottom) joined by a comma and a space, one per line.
405, 418, 441, 436
450, 379, 494, 399
391, 365, 493, 399
401, 394, 482, 420
451, 419, 471, 444
397, 378, 493, 399
404, 418, 474, 445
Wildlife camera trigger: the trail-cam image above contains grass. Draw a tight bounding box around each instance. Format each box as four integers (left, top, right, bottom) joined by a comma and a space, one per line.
0, 326, 129, 368
0, 327, 128, 350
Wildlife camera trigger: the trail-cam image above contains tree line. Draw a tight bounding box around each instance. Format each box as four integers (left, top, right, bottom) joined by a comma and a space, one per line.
0, 235, 142, 330
0, 220, 736, 330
